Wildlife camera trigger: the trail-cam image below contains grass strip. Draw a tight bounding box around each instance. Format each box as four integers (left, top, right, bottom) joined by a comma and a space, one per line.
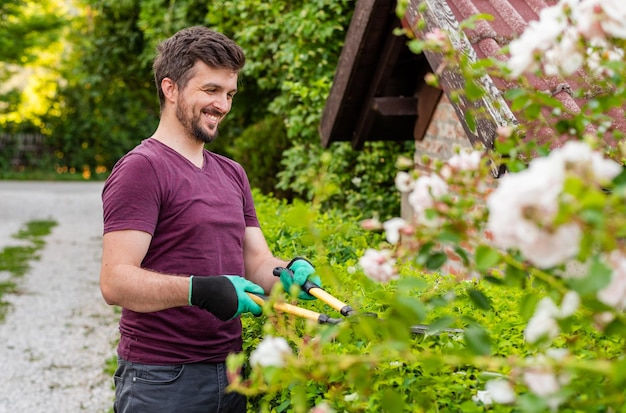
0, 219, 57, 321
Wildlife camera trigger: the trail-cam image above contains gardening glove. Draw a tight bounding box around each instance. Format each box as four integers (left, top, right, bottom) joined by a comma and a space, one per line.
189, 275, 264, 321
279, 257, 321, 301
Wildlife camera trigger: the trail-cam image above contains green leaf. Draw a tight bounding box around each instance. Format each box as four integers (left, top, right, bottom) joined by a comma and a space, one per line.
484, 275, 504, 285
437, 230, 462, 243
474, 244, 501, 271
562, 175, 585, 197
393, 295, 427, 324
386, 317, 412, 344
463, 325, 491, 355
526, 103, 541, 119
516, 393, 549, 412
505, 87, 528, 102
555, 119, 572, 134
454, 245, 470, 266
465, 110, 477, 133
579, 208, 605, 226
397, 276, 428, 290
414, 241, 435, 266
465, 80, 484, 101
612, 166, 626, 187
427, 316, 455, 333
285, 202, 312, 228
468, 288, 491, 310
407, 39, 424, 54
381, 389, 404, 413
472, 13, 495, 22
519, 292, 539, 321
612, 357, 626, 386
503, 263, 527, 288
276, 400, 290, 412
604, 318, 626, 337
426, 252, 448, 271
580, 189, 609, 210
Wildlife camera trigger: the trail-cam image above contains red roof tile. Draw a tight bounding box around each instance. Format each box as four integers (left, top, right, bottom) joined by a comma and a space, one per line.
404, 0, 626, 149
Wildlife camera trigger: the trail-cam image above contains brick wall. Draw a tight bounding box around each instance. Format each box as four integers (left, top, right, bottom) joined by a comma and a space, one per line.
415, 94, 471, 165
401, 94, 473, 221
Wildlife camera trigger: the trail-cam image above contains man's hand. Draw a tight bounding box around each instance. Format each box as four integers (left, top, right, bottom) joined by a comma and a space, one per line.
189, 275, 264, 320
279, 257, 321, 300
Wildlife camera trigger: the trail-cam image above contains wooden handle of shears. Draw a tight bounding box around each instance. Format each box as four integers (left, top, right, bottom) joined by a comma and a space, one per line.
304, 284, 353, 316
247, 292, 341, 324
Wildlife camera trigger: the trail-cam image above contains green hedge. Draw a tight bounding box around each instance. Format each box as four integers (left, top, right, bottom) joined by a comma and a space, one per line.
240, 191, 624, 412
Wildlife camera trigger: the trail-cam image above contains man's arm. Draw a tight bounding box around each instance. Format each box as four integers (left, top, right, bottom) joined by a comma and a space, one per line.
100, 229, 188, 312
243, 226, 287, 293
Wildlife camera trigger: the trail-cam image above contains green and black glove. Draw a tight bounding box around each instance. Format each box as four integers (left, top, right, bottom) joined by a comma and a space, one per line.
279, 257, 321, 300
189, 275, 264, 321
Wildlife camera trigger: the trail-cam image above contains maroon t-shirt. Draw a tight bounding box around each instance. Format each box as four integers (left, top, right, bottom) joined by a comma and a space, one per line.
102, 138, 260, 364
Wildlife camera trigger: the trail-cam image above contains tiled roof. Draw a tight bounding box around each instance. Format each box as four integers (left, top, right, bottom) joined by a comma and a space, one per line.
405, 0, 626, 148
320, 0, 626, 151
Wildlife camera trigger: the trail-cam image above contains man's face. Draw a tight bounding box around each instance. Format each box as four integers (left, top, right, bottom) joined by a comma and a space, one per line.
175, 61, 238, 144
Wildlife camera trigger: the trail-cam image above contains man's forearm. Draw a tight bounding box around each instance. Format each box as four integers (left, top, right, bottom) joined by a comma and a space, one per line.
100, 265, 189, 312
245, 257, 288, 294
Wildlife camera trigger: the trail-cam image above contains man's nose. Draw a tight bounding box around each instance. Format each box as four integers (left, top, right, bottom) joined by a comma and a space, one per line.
212, 94, 231, 113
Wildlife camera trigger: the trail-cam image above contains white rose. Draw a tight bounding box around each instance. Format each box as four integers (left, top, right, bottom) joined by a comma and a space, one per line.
472, 390, 493, 405
383, 217, 407, 245
447, 150, 482, 171
394, 171, 413, 193
359, 248, 397, 283
249, 336, 292, 368
408, 174, 448, 222
485, 379, 516, 404
524, 297, 560, 344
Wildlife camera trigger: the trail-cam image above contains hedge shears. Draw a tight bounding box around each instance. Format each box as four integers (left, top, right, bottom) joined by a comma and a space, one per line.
248, 267, 463, 335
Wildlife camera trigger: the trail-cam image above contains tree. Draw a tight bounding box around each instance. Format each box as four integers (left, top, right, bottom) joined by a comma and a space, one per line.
0, 0, 67, 132
45, 0, 158, 172
0, 0, 65, 65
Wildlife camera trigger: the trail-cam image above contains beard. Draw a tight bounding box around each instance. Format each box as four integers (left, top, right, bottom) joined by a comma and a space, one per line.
191, 118, 218, 144
176, 99, 220, 144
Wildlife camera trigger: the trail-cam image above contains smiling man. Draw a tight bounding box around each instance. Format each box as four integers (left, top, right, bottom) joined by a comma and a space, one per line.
99, 26, 320, 413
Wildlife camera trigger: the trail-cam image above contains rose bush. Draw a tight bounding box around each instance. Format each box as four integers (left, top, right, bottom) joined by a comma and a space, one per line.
228, 1, 626, 412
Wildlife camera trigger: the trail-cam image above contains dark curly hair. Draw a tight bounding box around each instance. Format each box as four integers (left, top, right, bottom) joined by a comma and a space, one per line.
153, 26, 245, 110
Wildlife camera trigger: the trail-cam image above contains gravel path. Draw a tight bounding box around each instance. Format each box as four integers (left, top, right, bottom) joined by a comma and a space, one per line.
0, 181, 118, 413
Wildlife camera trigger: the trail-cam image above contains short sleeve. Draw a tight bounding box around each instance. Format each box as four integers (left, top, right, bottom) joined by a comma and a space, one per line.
102, 153, 161, 235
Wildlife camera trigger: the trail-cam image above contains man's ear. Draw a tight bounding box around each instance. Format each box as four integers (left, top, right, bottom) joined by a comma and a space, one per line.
161, 77, 177, 103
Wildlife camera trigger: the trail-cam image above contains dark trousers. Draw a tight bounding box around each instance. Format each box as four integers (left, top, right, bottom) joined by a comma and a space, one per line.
113, 357, 247, 413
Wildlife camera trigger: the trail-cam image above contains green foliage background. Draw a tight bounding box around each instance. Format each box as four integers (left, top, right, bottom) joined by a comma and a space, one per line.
0, 1, 65, 67
1, 0, 413, 219
0, 1, 66, 133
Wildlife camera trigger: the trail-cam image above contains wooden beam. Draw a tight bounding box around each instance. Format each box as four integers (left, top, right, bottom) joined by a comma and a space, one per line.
319, 0, 396, 148
414, 82, 443, 141
352, 25, 408, 149
373, 96, 418, 116
404, 0, 517, 149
